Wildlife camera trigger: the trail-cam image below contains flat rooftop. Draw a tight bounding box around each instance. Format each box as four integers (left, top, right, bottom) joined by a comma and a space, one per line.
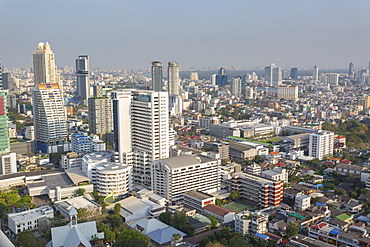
43, 173, 74, 189
185, 190, 215, 200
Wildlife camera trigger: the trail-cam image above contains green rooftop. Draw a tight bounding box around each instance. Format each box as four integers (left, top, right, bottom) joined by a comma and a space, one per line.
288, 212, 306, 221
336, 213, 352, 221
227, 136, 277, 146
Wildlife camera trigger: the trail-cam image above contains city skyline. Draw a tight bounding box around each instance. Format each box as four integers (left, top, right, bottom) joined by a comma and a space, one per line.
1, 0, 370, 69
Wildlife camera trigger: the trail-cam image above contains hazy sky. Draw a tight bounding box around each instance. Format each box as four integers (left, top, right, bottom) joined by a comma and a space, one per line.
2, 0, 370, 70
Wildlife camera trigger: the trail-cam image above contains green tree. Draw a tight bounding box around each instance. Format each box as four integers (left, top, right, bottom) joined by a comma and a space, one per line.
15, 230, 48, 247
114, 229, 150, 247
209, 215, 220, 228
284, 222, 299, 238
159, 212, 172, 225
75, 187, 86, 196
113, 203, 121, 215
77, 208, 89, 221
229, 190, 240, 200
171, 233, 182, 245
215, 198, 223, 206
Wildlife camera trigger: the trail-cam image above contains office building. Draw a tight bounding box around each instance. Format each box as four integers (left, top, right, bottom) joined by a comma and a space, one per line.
2, 73, 13, 90
359, 96, 370, 109
309, 130, 334, 160
290, 67, 298, 79
151, 155, 221, 204
231, 76, 242, 96
245, 86, 255, 99
71, 133, 91, 153
33, 83, 68, 153
81, 152, 132, 197
76, 55, 90, 101
190, 72, 199, 81
33, 42, 61, 93
0, 153, 17, 175
320, 73, 339, 86
313, 65, 319, 81
231, 172, 283, 208
277, 85, 298, 100
152, 61, 163, 91
112, 90, 170, 186
0, 91, 10, 154
349, 62, 355, 78
169, 94, 183, 117
8, 206, 54, 235
216, 67, 228, 86
168, 61, 180, 95
88, 89, 113, 141
265, 63, 282, 86
210, 74, 217, 86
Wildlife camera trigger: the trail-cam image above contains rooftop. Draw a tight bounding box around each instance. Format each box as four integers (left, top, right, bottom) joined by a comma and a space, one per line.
184, 190, 215, 200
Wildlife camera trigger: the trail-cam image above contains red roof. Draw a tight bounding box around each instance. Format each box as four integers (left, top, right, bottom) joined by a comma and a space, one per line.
270, 151, 280, 155
341, 159, 351, 164
276, 162, 286, 167
302, 167, 311, 172
312, 222, 328, 229
203, 204, 234, 216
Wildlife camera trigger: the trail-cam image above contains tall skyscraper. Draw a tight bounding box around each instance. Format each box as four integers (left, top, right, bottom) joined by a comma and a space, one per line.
349, 62, 355, 78
313, 65, 319, 81
76, 55, 90, 102
190, 72, 199, 81
265, 63, 281, 86
152, 61, 163, 91
290, 67, 298, 79
33, 42, 61, 93
112, 90, 169, 186
309, 130, 334, 160
0, 90, 10, 154
88, 85, 113, 142
216, 67, 228, 86
33, 83, 68, 153
231, 76, 242, 96
168, 61, 180, 95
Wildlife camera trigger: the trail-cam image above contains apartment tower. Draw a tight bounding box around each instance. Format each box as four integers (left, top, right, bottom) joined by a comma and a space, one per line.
152, 61, 163, 91
33, 42, 61, 93
32, 83, 68, 153
168, 61, 180, 95
111, 89, 169, 186
76, 55, 90, 102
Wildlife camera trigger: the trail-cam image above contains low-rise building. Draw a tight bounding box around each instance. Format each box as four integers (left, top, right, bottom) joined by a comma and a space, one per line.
183, 191, 215, 212
261, 168, 288, 183
235, 210, 268, 235
295, 194, 311, 211
202, 204, 235, 223
8, 206, 54, 235
231, 172, 283, 208
151, 155, 221, 204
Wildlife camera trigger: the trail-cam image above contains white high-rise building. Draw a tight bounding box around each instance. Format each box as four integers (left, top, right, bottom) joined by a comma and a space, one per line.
33, 42, 61, 93
112, 90, 170, 186
265, 63, 282, 86
168, 62, 180, 95
33, 83, 68, 153
76, 55, 90, 102
313, 65, 319, 81
210, 74, 217, 86
320, 73, 339, 86
309, 130, 334, 160
245, 86, 255, 99
277, 85, 298, 100
0, 152, 17, 175
151, 155, 221, 204
190, 72, 199, 81
231, 76, 242, 96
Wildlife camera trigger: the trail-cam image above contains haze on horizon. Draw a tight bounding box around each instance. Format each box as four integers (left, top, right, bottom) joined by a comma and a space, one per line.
1, 0, 370, 70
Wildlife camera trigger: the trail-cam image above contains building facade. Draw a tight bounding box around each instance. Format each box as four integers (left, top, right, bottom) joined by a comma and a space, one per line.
168, 61, 180, 95
32, 83, 68, 153
112, 90, 169, 186
151, 155, 221, 204
152, 61, 163, 91
0, 90, 10, 154
277, 85, 298, 100
76, 55, 90, 101
231, 172, 283, 208
33, 42, 61, 93
309, 130, 334, 160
